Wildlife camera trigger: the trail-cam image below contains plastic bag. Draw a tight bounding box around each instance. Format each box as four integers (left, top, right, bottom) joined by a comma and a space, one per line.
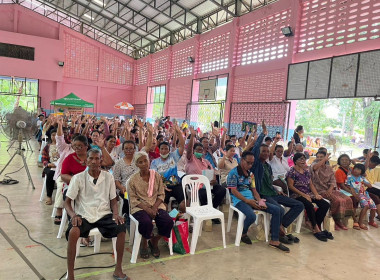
165, 219, 190, 255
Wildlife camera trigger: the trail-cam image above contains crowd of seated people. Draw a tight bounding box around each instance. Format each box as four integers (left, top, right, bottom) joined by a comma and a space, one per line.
36, 113, 380, 279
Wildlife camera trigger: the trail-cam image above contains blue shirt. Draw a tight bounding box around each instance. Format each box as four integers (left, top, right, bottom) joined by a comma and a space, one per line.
227, 166, 254, 206
205, 152, 216, 168
151, 149, 181, 175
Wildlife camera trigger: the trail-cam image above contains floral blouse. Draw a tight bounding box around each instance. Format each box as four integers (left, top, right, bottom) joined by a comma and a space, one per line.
113, 158, 138, 188
286, 167, 313, 198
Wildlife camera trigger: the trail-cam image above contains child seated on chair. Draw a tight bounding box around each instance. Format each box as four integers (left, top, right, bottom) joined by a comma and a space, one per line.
64, 149, 128, 280
346, 164, 378, 230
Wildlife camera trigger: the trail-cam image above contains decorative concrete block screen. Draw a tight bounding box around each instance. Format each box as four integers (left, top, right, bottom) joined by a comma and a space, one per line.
229, 102, 290, 138
234, 9, 291, 66
151, 53, 169, 82
100, 52, 133, 85
135, 61, 149, 86
297, 0, 380, 53
171, 46, 194, 78
233, 70, 287, 102
64, 33, 99, 81
198, 32, 230, 73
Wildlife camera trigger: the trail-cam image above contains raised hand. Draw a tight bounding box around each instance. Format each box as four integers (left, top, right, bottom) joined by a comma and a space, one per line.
95, 134, 105, 148
261, 120, 267, 135
137, 119, 144, 128
189, 126, 196, 136
212, 125, 220, 137
57, 116, 64, 126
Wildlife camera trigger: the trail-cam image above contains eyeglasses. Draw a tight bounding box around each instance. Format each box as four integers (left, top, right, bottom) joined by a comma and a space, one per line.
72, 145, 85, 150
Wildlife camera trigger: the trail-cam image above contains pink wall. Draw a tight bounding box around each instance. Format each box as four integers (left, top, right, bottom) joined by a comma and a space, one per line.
0, 4, 133, 115
133, 0, 380, 129
0, 29, 64, 81
1, 1, 380, 120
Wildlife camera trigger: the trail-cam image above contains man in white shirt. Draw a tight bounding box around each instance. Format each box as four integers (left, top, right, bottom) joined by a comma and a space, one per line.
64, 149, 128, 280
269, 143, 290, 194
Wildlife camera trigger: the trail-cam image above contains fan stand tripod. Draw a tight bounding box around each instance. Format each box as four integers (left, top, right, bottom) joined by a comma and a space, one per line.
0, 129, 35, 189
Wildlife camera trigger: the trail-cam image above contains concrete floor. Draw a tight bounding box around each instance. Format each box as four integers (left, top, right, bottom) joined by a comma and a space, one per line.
0, 138, 379, 280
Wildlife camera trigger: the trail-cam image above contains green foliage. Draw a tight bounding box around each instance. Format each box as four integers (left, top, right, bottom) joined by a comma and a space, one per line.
295, 98, 380, 145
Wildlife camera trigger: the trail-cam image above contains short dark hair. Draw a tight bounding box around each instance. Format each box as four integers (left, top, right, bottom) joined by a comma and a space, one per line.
241, 151, 254, 160
73, 135, 88, 145
225, 140, 232, 146
225, 144, 235, 151
275, 145, 283, 151
264, 136, 272, 142
200, 137, 208, 142
260, 144, 269, 149
159, 141, 170, 149
50, 129, 57, 134
293, 152, 306, 163
287, 141, 292, 147
122, 140, 136, 149
194, 143, 203, 150
91, 130, 101, 136
373, 151, 379, 157
370, 156, 380, 166
353, 163, 366, 175
363, 148, 369, 155
337, 154, 350, 166
296, 125, 303, 132
106, 135, 116, 141
156, 134, 164, 141
316, 150, 326, 157
318, 147, 327, 152
238, 137, 243, 141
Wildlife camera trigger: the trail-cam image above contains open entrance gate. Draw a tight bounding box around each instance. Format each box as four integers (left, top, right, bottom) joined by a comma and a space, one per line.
186, 102, 225, 132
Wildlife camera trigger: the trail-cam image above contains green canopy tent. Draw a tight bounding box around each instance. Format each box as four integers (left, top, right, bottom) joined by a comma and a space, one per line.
50, 93, 94, 115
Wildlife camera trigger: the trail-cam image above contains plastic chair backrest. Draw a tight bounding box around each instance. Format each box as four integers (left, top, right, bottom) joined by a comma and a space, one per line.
182, 174, 212, 207
225, 175, 231, 204
126, 179, 131, 214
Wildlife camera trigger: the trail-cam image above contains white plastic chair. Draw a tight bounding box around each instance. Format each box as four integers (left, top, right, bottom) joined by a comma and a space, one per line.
272, 184, 304, 234
127, 179, 173, 263
57, 208, 68, 239
182, 175, 226, 254
225, 188, 269, 246
65, 227, 117, 279
40, 176, 47, 202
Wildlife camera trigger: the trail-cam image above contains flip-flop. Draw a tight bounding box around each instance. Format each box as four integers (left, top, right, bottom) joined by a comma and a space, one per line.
269, 243, 290, 253
148, 240, 160, 258
368, 221, 378, 228
54, 216, 62, 225
359, 224, 368, 230
139, 247, 149, 259
113, 274, 129, 280
286, 234, 300, 243
314, 232, 327, 242
45, 199, 52, 205
322, 230, 334, 240
353, 222, 361, 230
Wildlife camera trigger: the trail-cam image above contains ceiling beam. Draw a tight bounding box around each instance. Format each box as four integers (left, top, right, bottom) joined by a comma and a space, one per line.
209, 0, 236, 18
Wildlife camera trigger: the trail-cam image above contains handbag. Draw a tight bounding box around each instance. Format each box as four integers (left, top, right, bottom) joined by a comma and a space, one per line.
164, 218, 190, 255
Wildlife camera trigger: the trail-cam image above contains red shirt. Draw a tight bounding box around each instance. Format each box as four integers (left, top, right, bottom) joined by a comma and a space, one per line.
61, 152, 87, 177
149, 150, 160, 162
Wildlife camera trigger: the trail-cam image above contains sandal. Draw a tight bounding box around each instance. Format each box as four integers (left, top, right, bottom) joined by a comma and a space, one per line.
113, 274, 129, 280
368, 221, 378, 228
148, 240, 160, 258
54, 216, 62, 225
322, 230, 334, 240
314, 232, 327, 242
45, 198, 52, 205
353, 222, 361, 230
286, 234, 300, 243
269, 243, 290, 253
359, 224, 368, 230
139, 247, 149, 259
